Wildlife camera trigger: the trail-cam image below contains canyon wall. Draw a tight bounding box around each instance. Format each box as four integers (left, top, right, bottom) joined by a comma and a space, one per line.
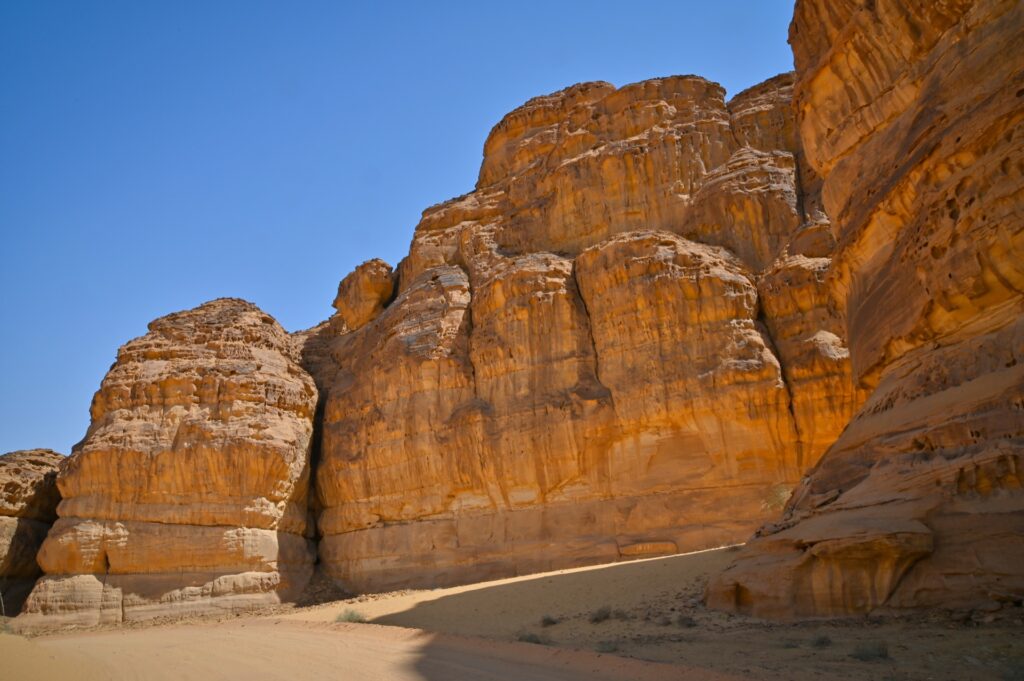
708, 0, 1024, 618
17, 66, 918, 616
307, 73, 864, 592
0, 449, 62, 615
20, 299, 318, 625
13, 2, 1022, 626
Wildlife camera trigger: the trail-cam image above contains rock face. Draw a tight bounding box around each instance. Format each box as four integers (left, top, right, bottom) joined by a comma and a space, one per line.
310, 72, 864, 592
707, 0, 1024, 618
21, 299, 318, 625
332, 259, 396, 331
0, 449, 62, 615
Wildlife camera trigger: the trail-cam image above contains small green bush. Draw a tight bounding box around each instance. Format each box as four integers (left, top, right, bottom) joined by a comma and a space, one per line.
589, 606, 612, 624
811, 634, 832, 648
850, 641, 889, 661
595, 640, 619, 654
335, 608, 367, 624
540, 614, 559, 627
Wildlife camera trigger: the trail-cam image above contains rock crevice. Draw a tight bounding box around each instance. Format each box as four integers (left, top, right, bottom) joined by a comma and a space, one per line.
0, 449, 62, 616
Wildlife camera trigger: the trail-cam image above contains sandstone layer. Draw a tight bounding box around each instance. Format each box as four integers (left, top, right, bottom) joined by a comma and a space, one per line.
708, 0, 1024, 618
309, 73, 864, 592
0, 449, 62, 615
21, 299, 318, 625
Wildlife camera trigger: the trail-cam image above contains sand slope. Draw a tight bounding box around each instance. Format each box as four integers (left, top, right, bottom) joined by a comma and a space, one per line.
5, 547, 1022, 680
285, 547, 1024, 681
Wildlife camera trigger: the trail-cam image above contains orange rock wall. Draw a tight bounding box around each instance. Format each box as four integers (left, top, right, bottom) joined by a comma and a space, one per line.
21, 300, 318, 625
19, 67, 883, 615
708, 0, 1024, 618
311, 73, 864, 592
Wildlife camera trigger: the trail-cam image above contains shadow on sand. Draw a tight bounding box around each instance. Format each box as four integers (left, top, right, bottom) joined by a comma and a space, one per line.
369, 547, 734, 640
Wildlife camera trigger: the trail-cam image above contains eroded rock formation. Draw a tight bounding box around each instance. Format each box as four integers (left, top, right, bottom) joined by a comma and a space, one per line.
20, 299, 318, 625
308, 73, 864, 592
0, 449, 62, 615
707, 0, 1024, 618
333, 259, 396, 331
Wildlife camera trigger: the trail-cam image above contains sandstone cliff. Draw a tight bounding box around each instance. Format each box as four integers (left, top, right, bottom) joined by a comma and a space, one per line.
707, 0, 1024, 618
19, 73, 874, 615
20, 299, 318, 625
0, 449, 62, 615
307, 73, 864, 592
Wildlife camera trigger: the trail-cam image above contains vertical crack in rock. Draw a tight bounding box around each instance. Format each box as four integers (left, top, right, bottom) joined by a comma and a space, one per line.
460, 273, 484, 404
791, 150, 810, 225
755, 298, 806, 472
292, 319, 339, 569
571, 260, 613, 410
307, 392, 327, 545
460, 282, 498, 504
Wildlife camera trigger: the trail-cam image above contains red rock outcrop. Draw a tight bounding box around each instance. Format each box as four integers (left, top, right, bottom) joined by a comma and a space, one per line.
21, 299, 318, 625
309, 73, 865, 592
708, 0, 1024, 618
0, 449, 62, 616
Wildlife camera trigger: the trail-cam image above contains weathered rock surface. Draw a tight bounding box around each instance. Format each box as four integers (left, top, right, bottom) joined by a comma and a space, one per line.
21, 299, 318, 625
758, 255, 866, 463
310, 73, 863, 592
708, 0, 1024, 618
0, 449, 62, 615
333, 258, 395, 331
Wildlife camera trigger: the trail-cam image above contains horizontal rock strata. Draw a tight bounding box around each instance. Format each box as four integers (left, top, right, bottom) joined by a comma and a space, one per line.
20, 299, 318, 625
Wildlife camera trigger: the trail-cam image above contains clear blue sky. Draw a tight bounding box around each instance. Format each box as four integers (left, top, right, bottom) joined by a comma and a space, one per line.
0, 1, 794, 454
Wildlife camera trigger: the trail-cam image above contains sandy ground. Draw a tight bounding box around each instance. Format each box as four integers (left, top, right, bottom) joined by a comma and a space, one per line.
284, 547, 1024, 681
1, 619, 716, 681
4, 546, 1023, 680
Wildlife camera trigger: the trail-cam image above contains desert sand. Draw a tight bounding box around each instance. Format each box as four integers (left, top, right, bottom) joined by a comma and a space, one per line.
4, 547, 1022, 680
2, 619, 708, 681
